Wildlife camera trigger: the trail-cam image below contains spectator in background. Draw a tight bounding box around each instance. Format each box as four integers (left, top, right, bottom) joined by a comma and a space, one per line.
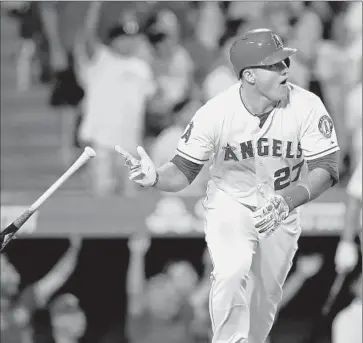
75, 2, 155, 197
183, 2, 218, 86
144, 9, 194, 144
126, 233, 196, 343
333, 160, 362, 343
315, 10, 353, 175
345, 67, 362, 169
332, 274, 362, 343
202, 33, 237, 101
48, 293, 87, 343
39, 2, 88, 166
189, 248, 214, 343
150, 93, 209, 197
287, 2, 324, 90
194, 2, 225, 51
3, 1, 44, 91
0, 236, 82, 343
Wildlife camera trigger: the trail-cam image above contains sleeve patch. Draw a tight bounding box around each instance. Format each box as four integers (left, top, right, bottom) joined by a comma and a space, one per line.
181, 121, 194, 143
318, 115, 334, 138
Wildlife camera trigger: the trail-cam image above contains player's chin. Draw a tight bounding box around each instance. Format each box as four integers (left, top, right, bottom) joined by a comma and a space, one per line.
273, 84, 289, 101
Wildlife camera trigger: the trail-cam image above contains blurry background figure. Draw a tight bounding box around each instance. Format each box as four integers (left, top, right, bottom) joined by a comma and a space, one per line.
39, 2, 88, 166
164, 259, 199, 300
189, 248, 214, 343
344, 62, 362, 169
202, 31, 237, 101
315, 5, 361, 177
126, 232, 196, 343
75, 2, 155, 197
333, 159, 362, 343
150, 93, 209, 196
49, 293, 87, 343
194, 2, 225, 51
335, 161, 362, 275
0, 236, 82, 343
2, 1, 53, 90
266, 254, 323, 343
3, 1, 37, 91
332, 274, 362, 343
144, 9, 194, 146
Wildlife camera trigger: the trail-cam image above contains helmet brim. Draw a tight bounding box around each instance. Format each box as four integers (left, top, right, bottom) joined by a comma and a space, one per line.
261, 47, 297, 66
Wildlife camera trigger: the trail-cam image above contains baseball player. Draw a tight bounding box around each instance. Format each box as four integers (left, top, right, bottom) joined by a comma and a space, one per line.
117, 29, 340, 343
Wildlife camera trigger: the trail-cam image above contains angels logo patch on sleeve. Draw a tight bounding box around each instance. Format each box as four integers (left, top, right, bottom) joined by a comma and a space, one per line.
318, 115, 334, 138
181, 121, 194, 143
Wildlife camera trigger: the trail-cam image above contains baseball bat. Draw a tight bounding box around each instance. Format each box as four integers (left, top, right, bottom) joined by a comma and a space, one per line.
304, 272, 347, 343
0, 147, 96, 252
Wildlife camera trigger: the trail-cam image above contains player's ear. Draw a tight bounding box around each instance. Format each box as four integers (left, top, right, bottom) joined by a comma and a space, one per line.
242, 69, 255, 84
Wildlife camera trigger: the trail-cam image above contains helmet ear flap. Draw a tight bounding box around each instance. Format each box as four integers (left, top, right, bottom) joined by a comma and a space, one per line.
284, 58, 290, 68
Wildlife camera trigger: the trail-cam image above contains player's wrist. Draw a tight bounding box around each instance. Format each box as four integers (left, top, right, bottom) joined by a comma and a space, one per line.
282, 184, 311, 212
151, 171, 159, 187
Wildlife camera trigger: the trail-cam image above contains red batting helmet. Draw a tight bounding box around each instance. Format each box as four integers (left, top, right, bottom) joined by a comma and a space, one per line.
229, 28, 297, 79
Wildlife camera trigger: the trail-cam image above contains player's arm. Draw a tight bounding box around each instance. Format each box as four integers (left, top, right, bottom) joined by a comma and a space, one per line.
281, 98, 340, 212
254, 98, 340, 235
124, 106, 215, 191
32, 236, 82, 307
281, 151, 339, 211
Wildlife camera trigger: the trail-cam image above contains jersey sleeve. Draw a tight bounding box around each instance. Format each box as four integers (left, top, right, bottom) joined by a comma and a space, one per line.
299, 97, 340, 161
176, 106, 215, 165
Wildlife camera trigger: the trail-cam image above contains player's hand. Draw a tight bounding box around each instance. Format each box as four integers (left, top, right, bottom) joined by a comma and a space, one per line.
296, 254, 323, 279
128, 232, 151, 255
115, 145, 158, 187
335, 240, 358, 274
253, 195, 289, 238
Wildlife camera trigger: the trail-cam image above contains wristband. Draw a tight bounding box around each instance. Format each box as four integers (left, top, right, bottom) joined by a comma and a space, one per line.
282, 184, 311, 212
151, 172, 159, 187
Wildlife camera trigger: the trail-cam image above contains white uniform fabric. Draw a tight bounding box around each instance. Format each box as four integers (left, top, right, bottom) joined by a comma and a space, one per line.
175, 83, 339, 343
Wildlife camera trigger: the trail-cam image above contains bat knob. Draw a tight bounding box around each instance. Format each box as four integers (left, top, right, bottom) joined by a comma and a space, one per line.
84, 147, 96, 158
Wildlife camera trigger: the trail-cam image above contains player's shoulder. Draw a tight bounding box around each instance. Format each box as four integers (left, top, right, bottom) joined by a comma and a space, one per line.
287, 82, 322, 108
198, 82, 240, 118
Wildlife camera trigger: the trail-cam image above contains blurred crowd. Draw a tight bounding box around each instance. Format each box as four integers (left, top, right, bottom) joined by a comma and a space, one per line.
0, 3, 361, 341
1, 1, 362, 197
1, 230, 361, 343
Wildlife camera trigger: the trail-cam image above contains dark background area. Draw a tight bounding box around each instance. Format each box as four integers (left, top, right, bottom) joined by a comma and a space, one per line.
6, 236, 361, 342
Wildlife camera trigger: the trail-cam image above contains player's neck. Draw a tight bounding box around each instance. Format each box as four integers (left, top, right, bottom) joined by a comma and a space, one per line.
239, 84, 277, 116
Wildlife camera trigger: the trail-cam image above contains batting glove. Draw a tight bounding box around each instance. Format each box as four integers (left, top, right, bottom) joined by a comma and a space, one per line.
335, 240, 358, 274
115, 145, 158, 187
253, 195, 290, 238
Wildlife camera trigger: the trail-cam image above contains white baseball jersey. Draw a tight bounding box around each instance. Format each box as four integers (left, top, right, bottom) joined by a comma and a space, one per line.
176, 82, 339, 223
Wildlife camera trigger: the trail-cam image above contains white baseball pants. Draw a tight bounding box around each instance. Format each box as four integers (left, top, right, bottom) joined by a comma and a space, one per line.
204, 190, 300, 343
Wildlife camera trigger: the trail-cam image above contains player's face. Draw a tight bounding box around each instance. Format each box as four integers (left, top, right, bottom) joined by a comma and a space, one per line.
52, 310, 87, 338
146, 276, 182, 320
252, 61, 289, 101
0, 255, 20, 297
